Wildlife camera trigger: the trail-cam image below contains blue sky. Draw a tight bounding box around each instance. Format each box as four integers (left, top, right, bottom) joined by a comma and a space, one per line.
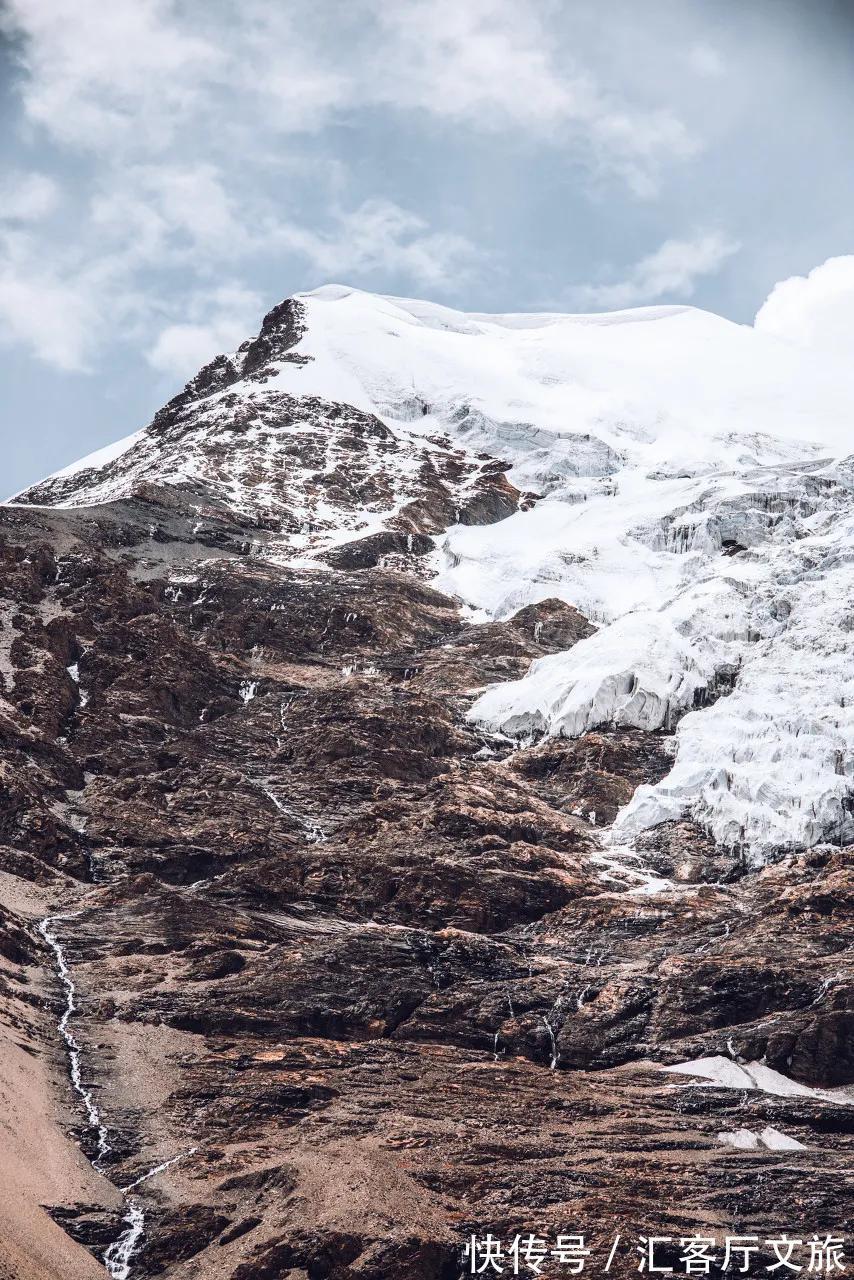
1, 0, 853, 494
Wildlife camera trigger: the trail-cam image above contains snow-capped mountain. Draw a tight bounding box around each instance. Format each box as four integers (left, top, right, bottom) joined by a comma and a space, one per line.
6, 285, 854, 1277
16, 283, 854, 860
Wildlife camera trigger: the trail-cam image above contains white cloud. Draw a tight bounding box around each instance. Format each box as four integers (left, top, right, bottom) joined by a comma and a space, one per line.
0, 212, 165, 371
90, 164, 250, 263
0, 172, 59, 221
754, 256, 854, 357
371, 0, 582, 131
585, 109, 697, 199
574, 232, 741, 310
0, 183, 478, 372
0, 273, 88, 370
0, 0, 711, 373
275, 200, 478, 289
370, 0, 697, 192
1, 0, 222, 151
234, 3, 351, 133
0, 241, 104, 370
147, 284, 264, 379
0, 2, 491, 372
2, 0, 696, 182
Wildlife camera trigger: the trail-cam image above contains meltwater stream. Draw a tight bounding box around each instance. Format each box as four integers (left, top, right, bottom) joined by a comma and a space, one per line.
102, 1203, 145, 1280
38, 912, 195, 1280
37, 914, 111, 1169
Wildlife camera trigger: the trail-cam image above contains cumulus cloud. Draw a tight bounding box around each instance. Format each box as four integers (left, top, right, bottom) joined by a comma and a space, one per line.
0, 0, 710, 373
0, 0, 497, 371
147, 285, 264, 379
574, 231, 741, 310
754, 256, 854, 356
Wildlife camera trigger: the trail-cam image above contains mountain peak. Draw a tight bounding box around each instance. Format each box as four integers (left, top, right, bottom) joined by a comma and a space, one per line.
10, 284, 854, 858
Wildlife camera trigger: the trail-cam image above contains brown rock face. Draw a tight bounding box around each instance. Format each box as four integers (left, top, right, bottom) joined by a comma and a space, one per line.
1, 306, 852, 1280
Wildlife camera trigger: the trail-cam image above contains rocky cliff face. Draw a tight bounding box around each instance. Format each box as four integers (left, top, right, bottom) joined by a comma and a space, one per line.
1, 288, 852, 1280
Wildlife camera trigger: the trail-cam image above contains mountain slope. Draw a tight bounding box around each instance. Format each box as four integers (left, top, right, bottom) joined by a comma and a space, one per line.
17, 284, 854, 859
2, 286, 852, 1279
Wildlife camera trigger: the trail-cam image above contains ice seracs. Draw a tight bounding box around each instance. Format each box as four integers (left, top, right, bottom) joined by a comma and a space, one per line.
469, 611, 724, 738
15, 283, 854, 863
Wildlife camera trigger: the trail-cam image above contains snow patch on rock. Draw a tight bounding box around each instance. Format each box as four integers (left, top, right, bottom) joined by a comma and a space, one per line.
717, 1126, 807, 1152
663, 1055, 854, 1104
